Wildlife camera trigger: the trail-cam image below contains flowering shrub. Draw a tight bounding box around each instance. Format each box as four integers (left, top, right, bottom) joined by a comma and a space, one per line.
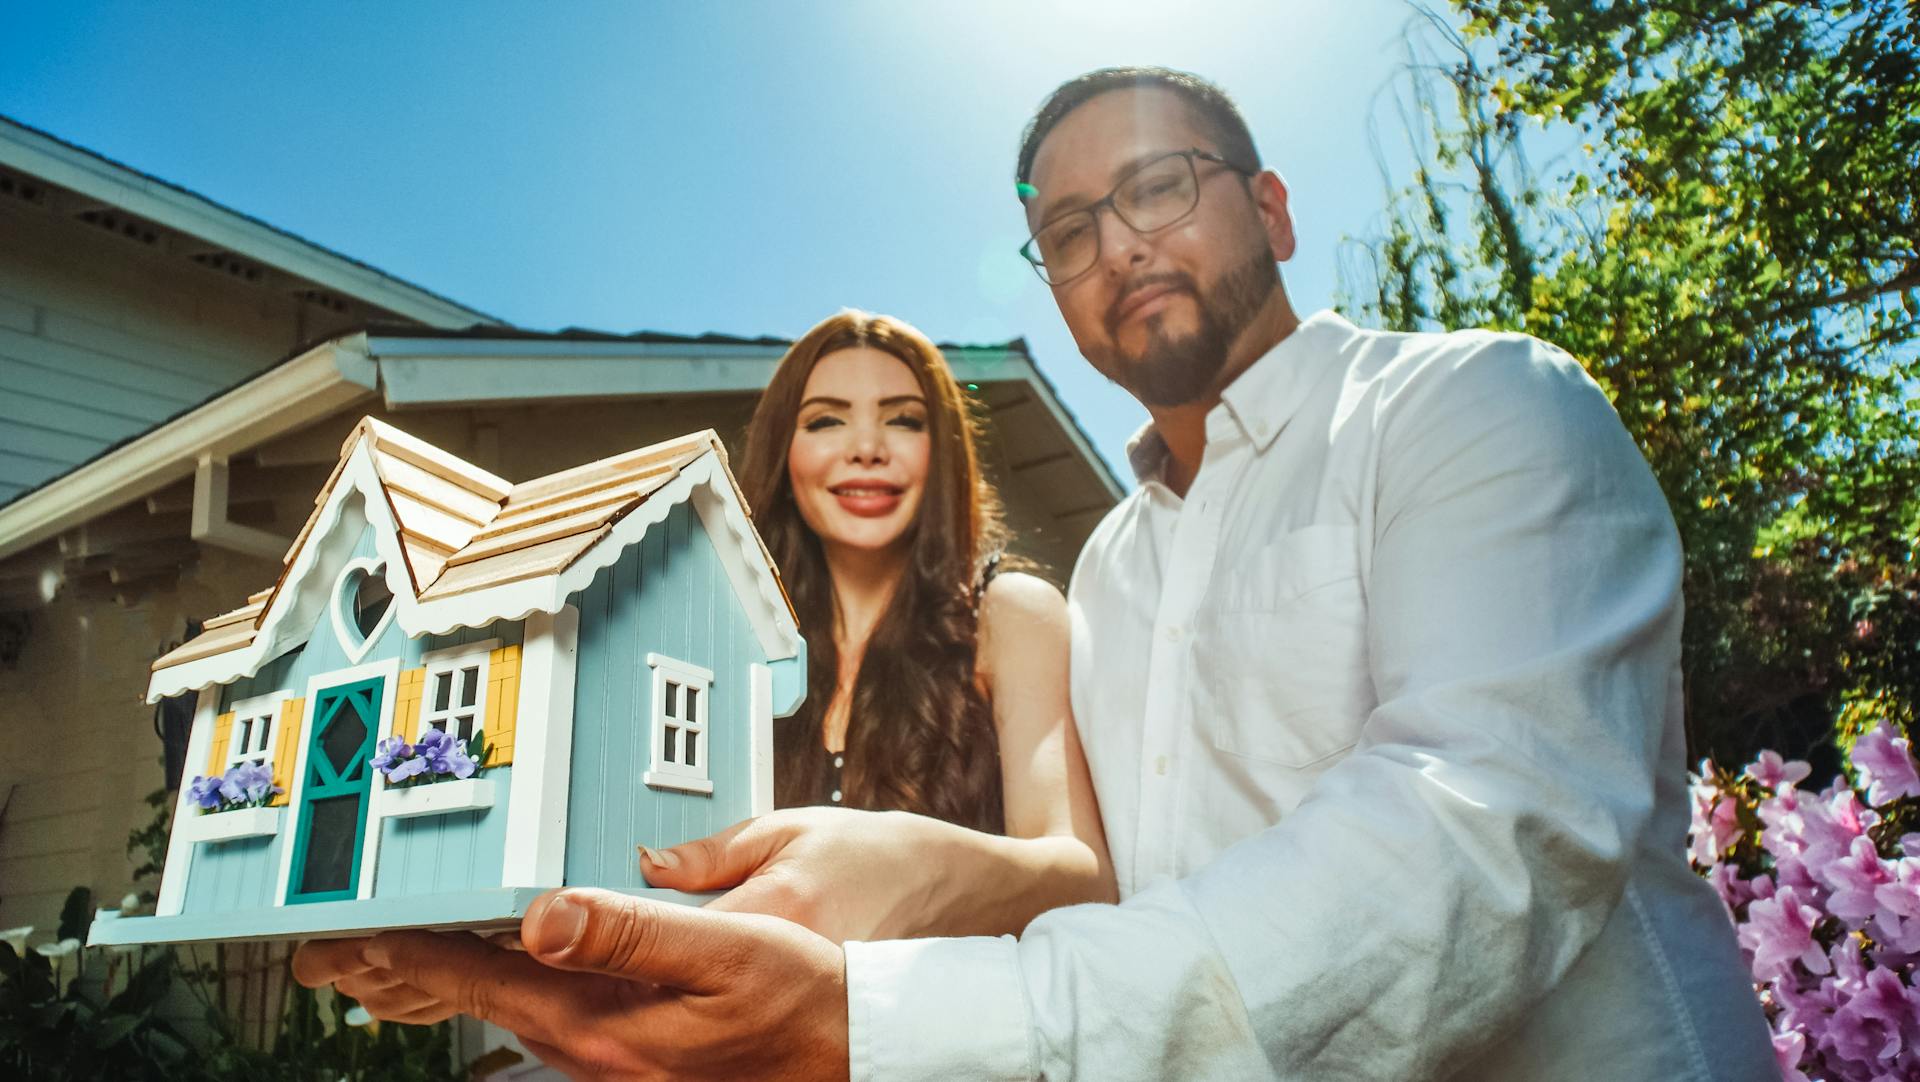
185, 761, 281, 813
371, 728, 487, 787
1689, 721, 1920, 1081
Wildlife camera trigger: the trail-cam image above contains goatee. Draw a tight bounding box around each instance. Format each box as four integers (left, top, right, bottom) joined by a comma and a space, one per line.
1104, 250, 1279, 408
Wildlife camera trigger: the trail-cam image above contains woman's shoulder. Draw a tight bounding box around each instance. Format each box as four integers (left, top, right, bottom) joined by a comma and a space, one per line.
975, 571, 1067, 667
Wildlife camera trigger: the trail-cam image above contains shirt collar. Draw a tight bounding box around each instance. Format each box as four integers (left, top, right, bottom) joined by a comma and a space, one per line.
1123, 309, 1360, 484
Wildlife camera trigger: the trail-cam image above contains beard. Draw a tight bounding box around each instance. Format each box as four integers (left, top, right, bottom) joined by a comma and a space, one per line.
1099, 248, 1280, 408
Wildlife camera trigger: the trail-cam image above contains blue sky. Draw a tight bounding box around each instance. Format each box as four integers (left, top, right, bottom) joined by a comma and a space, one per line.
0, 1, 1428, 480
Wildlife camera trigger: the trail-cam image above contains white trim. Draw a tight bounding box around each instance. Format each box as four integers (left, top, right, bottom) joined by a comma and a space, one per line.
329, 557, 397, 665
180, 806, 284, 843
376, 778, 495, 820
224, 691, 287, 771
0, 338, 377, 563
644, 653, 712, 794
145, 447, 804, 702
416, 639, 497, 744
643, 770, 714, 795
274, 656, 400, 907
156, 688, 221, 918
749, 663, 773, 817
501, 606, 577, 888
645, 652, 714, 683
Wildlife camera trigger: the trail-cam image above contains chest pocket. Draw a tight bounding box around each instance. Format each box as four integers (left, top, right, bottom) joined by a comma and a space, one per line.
1194, 524, 1374, 769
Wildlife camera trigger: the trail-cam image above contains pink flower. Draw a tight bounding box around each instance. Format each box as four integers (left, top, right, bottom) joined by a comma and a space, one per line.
1772, 1027, 1812, 1082
1854, 722, 1920, 807
1818, 836, 1897, 924
1691, 781, 1744, 866
1748, 749, 1813, 790
1708, 862, 1756, 910
1741, 887, 1833, 982
1826, 967, 1920, 1067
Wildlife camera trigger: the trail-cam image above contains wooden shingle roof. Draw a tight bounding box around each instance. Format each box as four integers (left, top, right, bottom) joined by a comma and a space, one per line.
152, 418, 736, 672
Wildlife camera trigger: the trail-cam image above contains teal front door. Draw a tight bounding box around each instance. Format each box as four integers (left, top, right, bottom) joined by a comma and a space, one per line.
287, 675, 383, 904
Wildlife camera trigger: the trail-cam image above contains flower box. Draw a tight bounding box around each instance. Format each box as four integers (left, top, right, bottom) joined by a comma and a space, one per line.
378, 778, 495, 821
184, 806, 283, 843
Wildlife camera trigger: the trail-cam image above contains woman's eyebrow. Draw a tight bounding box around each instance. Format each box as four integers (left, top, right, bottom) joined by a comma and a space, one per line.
798, 396, 852, 410
879, 394, 928, 407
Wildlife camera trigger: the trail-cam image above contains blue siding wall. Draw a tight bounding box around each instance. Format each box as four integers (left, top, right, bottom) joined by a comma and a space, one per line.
181, 834, 283, 915
565, 503, 764, 890
373, 770, 512, 898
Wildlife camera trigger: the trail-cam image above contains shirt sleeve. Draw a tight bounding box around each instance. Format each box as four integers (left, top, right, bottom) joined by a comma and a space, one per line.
848, 334, 1685, 1080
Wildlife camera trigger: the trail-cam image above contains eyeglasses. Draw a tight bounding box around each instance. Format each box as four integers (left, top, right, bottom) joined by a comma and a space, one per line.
1018, 148, 1256, 286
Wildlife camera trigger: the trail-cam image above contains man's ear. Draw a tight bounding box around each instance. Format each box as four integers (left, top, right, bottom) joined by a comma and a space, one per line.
1250, 170, 1296, 263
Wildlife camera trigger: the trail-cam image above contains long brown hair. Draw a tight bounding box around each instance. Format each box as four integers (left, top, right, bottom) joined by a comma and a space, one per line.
739, 310, 1007, 833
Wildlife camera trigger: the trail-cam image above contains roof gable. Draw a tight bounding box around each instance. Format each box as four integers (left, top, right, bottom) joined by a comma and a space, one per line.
148, 417, 799, 700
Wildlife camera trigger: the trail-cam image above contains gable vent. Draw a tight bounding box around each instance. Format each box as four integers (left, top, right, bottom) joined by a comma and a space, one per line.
76, 208, 161, 247
0, 170, 47, 208
191, 249, 265, 283
295, 288, 351, 314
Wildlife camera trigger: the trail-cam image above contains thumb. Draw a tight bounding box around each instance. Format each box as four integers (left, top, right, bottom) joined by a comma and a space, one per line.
639, 817, 783, 891
522, 887, 754, 993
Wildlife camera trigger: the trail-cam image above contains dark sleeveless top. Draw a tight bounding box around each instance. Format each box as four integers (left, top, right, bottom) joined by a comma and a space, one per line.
775, 552, 1013, 824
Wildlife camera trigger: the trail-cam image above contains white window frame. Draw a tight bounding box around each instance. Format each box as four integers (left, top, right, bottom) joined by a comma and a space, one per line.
224, 692, 286, 771
418, 639, 496, 745
643, 653, 713, 794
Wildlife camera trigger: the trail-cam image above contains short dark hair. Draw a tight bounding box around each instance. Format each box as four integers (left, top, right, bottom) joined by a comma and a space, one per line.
1015, 66, 1260, 189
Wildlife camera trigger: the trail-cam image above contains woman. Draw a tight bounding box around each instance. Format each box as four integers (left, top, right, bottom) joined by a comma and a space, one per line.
291, 311, 1111, 1026
640, 309, 1114, 939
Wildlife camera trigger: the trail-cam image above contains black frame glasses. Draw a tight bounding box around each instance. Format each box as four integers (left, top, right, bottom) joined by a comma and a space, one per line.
1018, 148, 1255, 286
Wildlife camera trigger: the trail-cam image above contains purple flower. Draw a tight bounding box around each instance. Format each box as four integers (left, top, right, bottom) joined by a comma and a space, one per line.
370, 736, 412, 774
187, 774, 223, 810
387, 756, 429, 783
1741, 886, 1831, 982
217, 770, 245, 805
1854, 722, 1920, 807
224, 761, 278, 805
1747, 750, 1812, 790
441, 740, 477, 780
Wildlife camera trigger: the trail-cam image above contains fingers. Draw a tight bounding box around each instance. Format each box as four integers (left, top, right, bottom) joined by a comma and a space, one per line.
640, 816, 784, 892
522, 887, 766, 994
363, 929, 600, 1045
291, 937, 377, 988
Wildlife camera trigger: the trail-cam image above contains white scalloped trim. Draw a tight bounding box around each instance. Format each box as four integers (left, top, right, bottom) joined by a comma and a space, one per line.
148, 447, 801, 702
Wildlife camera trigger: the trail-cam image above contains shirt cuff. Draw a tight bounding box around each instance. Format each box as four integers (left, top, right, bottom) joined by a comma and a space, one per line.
845, 935, 1035, 1082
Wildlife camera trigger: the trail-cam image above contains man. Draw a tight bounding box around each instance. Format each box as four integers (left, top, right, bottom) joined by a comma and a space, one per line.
296, 68, 1776, 1079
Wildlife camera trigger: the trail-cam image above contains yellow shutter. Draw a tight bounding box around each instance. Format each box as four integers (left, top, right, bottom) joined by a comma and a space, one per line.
484, 644, 521, 766
269, 698, 305, 807
204, 712, 236, 777
395, 667, 425, 741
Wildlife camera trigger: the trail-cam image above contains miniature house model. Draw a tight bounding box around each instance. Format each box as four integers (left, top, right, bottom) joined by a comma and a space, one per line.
91, 418, 805, 945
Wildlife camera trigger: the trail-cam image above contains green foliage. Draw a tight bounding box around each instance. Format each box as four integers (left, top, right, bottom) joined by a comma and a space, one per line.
1, 793, 466, 1079
1342, 2, 1920, 767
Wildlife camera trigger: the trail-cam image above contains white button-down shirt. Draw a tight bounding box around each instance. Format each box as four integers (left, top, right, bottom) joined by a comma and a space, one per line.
846, 311, 1774, 1080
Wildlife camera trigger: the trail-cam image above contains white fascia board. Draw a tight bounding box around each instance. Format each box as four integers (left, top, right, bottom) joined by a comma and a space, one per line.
147, 449, 803, 701
0, 337, 379, 562
0, 119, 500, 329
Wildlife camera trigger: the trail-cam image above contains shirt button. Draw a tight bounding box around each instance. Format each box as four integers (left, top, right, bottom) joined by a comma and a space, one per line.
1164, 625, 1184, 643
833, 755, 844, 769
1155, 755, 1169, 776
830, 790, 842, 803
